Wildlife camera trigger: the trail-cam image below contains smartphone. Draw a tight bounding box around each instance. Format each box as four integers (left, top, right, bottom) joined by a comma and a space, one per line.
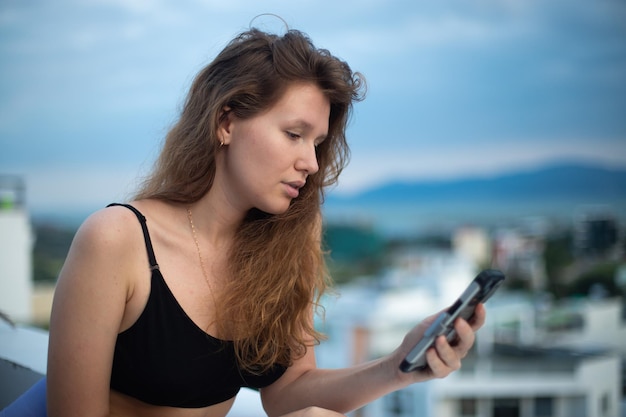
399, 269, 505, 373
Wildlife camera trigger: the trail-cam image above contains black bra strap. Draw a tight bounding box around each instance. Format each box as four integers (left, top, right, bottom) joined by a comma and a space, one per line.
107, 203, 159, 271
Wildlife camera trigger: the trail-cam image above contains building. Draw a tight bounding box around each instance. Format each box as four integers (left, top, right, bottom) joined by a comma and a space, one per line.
574, 209, 621, 258
373, 344, 620, 417
453, 226, 493, 267
0, 176, 33, 324
491, 227, 547, 292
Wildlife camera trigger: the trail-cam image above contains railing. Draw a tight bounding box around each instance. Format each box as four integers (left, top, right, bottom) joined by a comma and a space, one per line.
0, 321, 47, 408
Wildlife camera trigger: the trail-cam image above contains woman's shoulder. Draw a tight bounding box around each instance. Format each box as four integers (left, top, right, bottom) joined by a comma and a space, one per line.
80, 202, 141, 232
70, 203, 148, 260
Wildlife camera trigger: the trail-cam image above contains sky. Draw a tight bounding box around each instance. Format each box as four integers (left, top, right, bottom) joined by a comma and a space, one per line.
1, 0, 625, 217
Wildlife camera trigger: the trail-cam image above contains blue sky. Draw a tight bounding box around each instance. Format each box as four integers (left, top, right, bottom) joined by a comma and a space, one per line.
1, 0, 625, 215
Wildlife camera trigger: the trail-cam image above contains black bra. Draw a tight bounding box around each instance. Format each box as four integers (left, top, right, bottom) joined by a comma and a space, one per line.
107, 203, 286, 408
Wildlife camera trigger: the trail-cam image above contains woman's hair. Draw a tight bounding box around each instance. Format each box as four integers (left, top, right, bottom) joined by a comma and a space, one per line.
135, 27, 365, 373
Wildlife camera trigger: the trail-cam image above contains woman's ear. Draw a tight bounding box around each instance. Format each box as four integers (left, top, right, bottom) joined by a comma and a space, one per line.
218, 106, 233, 146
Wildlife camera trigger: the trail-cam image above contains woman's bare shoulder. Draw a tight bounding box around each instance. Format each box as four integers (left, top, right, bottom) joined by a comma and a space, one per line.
63, 204, 149, 274
78, 203, 143, 239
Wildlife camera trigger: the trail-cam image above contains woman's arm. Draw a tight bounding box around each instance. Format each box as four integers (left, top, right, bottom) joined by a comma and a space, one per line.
261, 304, 485, 417
46, 208, 141, 417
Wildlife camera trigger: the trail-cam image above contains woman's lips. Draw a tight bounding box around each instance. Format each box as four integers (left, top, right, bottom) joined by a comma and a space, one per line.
284, 181, 304, 198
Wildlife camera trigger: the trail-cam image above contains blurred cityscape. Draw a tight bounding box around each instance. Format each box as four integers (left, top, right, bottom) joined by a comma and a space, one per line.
1, 170, 625, 416
319, 214, 625, 417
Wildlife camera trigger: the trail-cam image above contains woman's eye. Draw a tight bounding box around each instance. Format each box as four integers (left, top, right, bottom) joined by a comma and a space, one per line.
286, 131, 301, 139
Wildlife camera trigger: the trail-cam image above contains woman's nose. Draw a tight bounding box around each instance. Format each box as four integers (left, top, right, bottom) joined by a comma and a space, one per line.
295, 143, 319, 175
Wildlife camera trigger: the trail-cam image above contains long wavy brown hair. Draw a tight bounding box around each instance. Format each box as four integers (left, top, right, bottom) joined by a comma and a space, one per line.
135, 27, 365, 373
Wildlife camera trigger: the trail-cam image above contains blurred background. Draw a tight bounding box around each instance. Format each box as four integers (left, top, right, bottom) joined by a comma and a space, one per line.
1, 1, 625, 416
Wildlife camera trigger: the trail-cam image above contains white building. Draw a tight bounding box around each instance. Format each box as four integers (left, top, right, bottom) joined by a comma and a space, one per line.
453, 226, 493, 267
0, 176, 33, 324
368, 343, 621, 417
535, 298, 626, 357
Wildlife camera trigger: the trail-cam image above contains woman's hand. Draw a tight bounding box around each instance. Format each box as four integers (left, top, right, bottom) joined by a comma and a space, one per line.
392, 303, 486, 383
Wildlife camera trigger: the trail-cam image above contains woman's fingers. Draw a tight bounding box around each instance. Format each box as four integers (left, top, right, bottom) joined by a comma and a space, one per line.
426, 306, 484, 377
452, 315, 477, 356
469, 303, 486, 332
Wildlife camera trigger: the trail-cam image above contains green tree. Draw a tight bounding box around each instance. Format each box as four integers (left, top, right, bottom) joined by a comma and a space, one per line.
323, 223, 386, 284
543, 231, 574, 298
567, 262, 623, 298
33, 224, 75, 283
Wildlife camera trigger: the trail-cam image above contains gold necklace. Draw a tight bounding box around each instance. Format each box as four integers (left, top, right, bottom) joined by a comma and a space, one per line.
186, 207, 220, 331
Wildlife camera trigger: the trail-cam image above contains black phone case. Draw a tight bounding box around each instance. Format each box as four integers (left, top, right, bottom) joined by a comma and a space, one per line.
399, 269, 505, 373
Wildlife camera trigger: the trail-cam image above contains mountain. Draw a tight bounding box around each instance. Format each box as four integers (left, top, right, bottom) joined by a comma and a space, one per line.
327, 162, 626, 206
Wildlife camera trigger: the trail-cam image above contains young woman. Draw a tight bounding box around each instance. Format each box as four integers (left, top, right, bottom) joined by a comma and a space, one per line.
2, 26, 485, 417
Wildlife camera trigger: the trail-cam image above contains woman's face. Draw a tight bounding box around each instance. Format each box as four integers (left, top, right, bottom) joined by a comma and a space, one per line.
218, 82, 330, 215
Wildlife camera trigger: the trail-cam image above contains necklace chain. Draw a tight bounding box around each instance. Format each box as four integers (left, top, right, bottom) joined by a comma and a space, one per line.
186, 207, 225, 335
186, 207, 215, 295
